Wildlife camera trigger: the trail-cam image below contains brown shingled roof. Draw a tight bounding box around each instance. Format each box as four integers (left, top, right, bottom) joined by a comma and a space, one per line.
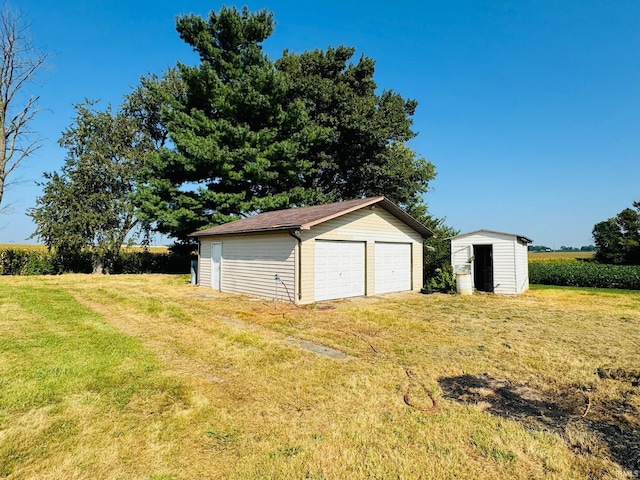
189, 196, 435, 238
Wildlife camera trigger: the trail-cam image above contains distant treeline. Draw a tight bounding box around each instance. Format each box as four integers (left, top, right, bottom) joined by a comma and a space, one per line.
528, 245, 596, 252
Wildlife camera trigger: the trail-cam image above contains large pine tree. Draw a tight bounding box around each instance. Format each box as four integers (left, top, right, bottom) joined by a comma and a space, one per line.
136, 7, 436, 245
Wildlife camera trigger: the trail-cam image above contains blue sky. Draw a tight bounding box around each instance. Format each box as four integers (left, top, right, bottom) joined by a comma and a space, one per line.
2, 0, 639, 247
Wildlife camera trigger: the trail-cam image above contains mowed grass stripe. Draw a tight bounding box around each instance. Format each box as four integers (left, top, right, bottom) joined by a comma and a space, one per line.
0, 284, 189, 479
0, 285, 166, 409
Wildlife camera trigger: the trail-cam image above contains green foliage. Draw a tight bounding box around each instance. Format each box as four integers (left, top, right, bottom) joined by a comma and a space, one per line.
593, 201, 640, 265
528, 245, 553, 252
423, 219, 459, 287
425, 265, 456, 293
0, 249, 56, 275
276, 46, 435, 213
0, 248, 192, 275
529, 245, 596, 252
529, 261, 640, 290
29, 101, 156, 272
136, 7, 312, 244
136, 6, 436, 245
113, 251, 194, 274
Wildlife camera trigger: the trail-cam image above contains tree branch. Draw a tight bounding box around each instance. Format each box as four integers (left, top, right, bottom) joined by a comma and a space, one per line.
0, 5, 47, 208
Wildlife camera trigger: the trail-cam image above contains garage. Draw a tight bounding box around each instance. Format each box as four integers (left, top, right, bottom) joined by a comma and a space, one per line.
375, 242, 412, 294
314, 240, 365, 301
191, 196, 434, 304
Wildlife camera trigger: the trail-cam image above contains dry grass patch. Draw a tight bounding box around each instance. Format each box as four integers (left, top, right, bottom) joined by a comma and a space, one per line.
1, 275, 639, 479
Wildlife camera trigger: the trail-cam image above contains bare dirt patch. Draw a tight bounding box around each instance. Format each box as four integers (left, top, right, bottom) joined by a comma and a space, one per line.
439, 373, 640, 473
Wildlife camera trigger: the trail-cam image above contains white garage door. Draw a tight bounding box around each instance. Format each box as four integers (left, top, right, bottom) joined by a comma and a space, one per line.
314, 240, 365, 301
375, 243, 412, 294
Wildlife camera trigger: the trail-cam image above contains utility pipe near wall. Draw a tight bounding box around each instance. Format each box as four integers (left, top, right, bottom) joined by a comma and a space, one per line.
288, 229, 303, 301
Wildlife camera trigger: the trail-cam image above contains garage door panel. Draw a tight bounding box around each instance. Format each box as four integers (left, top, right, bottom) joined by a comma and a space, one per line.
375, 243, 411, 294
315, 241, 365, 301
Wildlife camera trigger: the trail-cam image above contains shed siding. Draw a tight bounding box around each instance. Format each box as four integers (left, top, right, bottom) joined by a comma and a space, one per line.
298, 208, 423, 303
451, 242, 473, 270
451, 231, 530, 295
515, 240, 529, 293
198, 233, 296, 300
491, 238, 517, 295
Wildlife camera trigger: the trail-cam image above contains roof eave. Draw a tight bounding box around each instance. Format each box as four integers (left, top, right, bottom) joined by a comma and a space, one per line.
190, 225, 301, 237
376, 199, 436, 238
448, 229, 533, 243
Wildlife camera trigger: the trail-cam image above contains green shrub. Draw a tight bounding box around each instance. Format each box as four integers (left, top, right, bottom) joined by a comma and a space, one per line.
113, 251, 193, 274
0, 249, 26, 274
0, 249, 53, 275
20, 252, 57, 275
0, 248, 193, 276
529, 262, 640, 290
425, 265, 456, 293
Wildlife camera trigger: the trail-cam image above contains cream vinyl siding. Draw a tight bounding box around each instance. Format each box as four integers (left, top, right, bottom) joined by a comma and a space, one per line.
450, 231, 530, 295
299, 208, 423, 303
199, 241, 212, 287
198, 233, 296, 300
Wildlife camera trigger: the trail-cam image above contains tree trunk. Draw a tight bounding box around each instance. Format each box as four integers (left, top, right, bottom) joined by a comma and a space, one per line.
92, 259, 104, 274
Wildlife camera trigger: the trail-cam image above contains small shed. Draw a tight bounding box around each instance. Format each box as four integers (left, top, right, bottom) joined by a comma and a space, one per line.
450, 230, 532, 295
190, 197, 434, 304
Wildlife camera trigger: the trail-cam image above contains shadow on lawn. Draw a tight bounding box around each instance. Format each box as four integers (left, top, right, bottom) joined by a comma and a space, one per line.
438, 373, 640, 475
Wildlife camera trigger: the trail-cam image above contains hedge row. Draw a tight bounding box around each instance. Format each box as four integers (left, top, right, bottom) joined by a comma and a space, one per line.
529, 261, 640, 290
0, 248, 194, 276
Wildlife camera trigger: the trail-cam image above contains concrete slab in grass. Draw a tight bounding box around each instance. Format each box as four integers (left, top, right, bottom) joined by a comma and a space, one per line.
286, 337, 351, 360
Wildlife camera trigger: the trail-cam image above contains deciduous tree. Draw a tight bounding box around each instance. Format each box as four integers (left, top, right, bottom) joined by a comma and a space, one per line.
593, 201, 640, 265
29, 101, 152, 272
0, 6, 47, 210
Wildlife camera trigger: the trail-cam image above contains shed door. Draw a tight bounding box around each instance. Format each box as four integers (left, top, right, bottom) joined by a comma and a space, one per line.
375, 243, 412, 294
473, 244, 493, 292
314, 240, 365, 301
211, 242, 222, 290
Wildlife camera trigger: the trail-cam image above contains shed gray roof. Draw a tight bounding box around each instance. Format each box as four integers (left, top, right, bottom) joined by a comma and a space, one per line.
449, 229, 533, 244
190, 196, 435, 238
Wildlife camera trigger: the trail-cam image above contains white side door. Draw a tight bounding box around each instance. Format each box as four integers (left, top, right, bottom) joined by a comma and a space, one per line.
211, 242, 222, 290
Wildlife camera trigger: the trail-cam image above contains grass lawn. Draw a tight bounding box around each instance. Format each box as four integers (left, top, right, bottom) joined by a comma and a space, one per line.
1, 275, 639, 479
